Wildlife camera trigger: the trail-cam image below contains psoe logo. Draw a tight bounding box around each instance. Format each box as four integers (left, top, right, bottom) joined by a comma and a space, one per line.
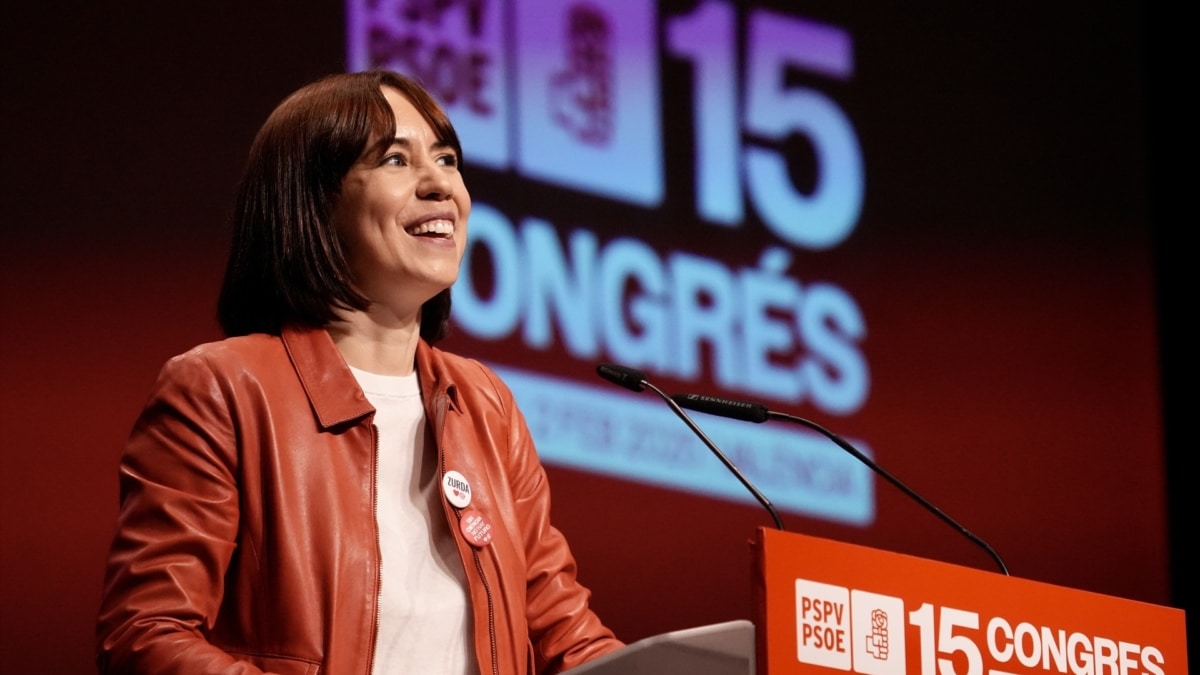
796, 579, 906, 674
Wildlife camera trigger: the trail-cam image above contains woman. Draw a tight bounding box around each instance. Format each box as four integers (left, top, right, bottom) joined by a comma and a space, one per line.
95, 70, 623, 674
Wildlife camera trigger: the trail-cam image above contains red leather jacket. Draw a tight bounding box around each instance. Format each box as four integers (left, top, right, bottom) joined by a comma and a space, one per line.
96, 325, 622, 674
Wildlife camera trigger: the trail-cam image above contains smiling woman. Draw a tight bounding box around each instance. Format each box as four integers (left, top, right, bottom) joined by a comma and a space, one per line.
93, 70, 624, 675
329, 85, 472, 362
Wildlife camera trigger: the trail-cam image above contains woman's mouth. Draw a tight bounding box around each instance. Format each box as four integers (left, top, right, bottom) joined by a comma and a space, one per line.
406, 219, 454, 237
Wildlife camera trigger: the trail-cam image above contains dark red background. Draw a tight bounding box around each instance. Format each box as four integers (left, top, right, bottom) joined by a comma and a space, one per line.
1, 1, 1191, 672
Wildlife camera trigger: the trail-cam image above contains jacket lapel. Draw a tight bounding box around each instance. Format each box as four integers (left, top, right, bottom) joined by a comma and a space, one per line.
281, 325, 375, 429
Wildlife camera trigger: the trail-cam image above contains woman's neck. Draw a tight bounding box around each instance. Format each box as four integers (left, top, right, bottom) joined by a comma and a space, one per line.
326, 310, 422, 376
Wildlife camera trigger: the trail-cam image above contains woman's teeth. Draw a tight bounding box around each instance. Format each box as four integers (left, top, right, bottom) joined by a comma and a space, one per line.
406, 220, 453, 236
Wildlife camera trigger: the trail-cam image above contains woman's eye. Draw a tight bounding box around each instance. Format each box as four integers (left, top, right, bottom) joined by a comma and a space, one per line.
382, 153, 407, 167
437, 153, 460, 168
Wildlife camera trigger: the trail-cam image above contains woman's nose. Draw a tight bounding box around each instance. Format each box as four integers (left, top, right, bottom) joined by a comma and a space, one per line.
417, 166, 453, 200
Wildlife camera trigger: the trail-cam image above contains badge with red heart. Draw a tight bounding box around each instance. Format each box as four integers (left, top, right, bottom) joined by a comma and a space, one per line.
442, 470, 472, 508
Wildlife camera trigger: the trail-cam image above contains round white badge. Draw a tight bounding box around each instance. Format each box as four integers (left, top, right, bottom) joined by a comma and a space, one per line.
442, 470, 472, 508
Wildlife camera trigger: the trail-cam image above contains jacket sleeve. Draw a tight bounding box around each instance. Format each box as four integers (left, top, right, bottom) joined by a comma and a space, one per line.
485, 370, 626, 673
95, 351, 268, 675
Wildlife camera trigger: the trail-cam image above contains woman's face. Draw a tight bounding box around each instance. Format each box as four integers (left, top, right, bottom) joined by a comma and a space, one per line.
333, 86, 471, 317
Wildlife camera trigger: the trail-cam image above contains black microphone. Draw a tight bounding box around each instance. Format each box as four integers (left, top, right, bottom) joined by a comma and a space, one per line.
671, 393, 1010, 576
595, 364, 785, 531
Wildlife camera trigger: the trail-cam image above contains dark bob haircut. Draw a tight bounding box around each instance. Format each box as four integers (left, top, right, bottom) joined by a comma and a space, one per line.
217, 70, 463, 343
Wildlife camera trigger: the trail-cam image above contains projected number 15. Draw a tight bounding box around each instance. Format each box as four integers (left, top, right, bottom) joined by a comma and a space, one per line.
347, 0, 863, 251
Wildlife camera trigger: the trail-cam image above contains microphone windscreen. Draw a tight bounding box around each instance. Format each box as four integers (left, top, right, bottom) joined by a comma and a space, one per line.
595, 363, 647, 392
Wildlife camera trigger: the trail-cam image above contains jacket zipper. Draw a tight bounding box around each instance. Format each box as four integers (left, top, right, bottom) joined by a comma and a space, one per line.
472, 547, 498, 675
437, 396, 500, 675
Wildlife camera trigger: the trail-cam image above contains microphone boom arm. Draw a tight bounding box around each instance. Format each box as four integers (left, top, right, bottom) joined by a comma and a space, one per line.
646, 379, 785, 531
671, 391, 1010, 576
596, 364, 785, 530
766, 410, 1009, 576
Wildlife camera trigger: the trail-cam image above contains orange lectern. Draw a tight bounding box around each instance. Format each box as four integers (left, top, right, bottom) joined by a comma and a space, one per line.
753, 527, 1188, 675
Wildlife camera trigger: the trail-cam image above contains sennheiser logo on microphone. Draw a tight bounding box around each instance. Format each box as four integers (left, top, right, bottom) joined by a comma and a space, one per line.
682, 394, 755, 411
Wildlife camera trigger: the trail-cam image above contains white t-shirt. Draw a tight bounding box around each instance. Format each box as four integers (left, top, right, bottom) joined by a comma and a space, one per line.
351, 367, 479, 675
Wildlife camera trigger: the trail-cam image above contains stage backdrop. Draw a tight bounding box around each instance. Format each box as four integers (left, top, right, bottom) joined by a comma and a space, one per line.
0, 1, 1169, 673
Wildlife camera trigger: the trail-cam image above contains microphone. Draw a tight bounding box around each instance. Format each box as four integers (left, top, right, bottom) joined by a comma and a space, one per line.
671, 393, 1010, 576
595, 364, 785, 531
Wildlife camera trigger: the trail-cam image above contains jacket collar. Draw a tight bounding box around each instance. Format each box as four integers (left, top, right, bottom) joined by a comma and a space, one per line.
281, 325, 374, 430
281, 324, 460, 429
416, 336, 461, 417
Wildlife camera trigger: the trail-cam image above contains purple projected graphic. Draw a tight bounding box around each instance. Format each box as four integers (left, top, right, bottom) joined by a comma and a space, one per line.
345, 0, 873, 525
346, 0, 512, 166
548, 6, 614, 146
513, 0, 662, 205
